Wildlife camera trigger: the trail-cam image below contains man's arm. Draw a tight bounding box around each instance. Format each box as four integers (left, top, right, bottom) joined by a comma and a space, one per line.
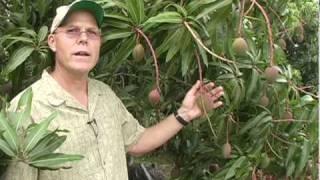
128, 80, 224, 156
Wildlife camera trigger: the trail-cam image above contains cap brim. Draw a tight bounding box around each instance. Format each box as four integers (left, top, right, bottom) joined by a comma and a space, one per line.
69, 0, 104, 27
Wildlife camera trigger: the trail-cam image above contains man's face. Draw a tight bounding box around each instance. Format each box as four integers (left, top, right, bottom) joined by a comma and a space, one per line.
48, 10, 101, 75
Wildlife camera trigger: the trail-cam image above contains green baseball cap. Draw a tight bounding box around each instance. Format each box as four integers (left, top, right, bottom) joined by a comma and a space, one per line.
50, 0, 104, 33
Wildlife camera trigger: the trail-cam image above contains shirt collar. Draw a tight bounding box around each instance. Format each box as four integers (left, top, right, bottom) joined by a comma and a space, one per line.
41, 69, 89, 112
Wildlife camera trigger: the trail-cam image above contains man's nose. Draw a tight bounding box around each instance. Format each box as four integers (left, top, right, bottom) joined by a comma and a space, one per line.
78, 31, 89, 43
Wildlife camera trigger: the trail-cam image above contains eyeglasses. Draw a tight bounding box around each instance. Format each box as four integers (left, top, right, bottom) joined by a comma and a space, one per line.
54, 26, 101, 40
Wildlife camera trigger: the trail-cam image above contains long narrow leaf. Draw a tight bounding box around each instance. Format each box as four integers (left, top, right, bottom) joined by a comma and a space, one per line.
38, 26, 48, 43
0, 138, 16, 157
144, 12, 182, 25
0, 112, 18, 152
15, 88, 33, 131
24, 112, 57, 152
29, 134, 67, 160
4, 46, 34, 74
125, 0, 145, 24
196, 0, 232, 19
103, 31, 133, 41
30, 153, 84, 169
239, 111, 268, 134
295, 139, 311, 176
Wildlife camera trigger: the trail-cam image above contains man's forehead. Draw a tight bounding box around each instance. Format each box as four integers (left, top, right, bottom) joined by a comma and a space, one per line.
60, 10, 99, 28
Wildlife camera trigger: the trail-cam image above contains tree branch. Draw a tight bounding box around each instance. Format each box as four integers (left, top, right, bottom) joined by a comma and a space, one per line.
183, 21, 235, 64
135, 28, 161, 94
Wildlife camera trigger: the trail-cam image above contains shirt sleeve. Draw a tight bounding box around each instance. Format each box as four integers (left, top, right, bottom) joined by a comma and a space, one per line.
116, 100, 145, 152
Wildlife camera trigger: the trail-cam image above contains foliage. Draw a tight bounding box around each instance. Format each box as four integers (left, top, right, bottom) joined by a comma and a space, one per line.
0, 88, 83, 170
0, 0, 318, 179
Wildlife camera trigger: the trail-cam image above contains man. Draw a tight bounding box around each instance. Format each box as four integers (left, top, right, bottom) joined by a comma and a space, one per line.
4, 0, 224, 179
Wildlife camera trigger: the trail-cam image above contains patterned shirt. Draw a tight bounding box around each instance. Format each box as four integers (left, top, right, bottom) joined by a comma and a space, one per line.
3, 70, 145, 180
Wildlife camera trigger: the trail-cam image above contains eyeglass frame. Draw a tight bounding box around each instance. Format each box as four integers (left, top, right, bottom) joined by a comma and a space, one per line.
53, 25, 102, 40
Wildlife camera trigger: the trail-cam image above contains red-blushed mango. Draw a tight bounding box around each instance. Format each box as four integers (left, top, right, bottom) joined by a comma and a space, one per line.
148, 88, 160, 105
264, 66, 280, 83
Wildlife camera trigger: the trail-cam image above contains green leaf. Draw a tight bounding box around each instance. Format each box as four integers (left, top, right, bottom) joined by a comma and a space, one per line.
255, 115, 272, 127
165, 44, 180, 62
246, 69, 259, 101
16, 27, 37, 38
299, 95, 315, 106
104, 14, 132, 29
38, 26, 48, 43
4, 46, 34, 74
225, 156, 246, 179
15, 88, 33, 131
0, 138, 16, 157
156, 28, 184, 56
165, 29, 186, 62
295, 139, 311, 176
24, 112, 57, 153
101, 1, 127, 10
197, 42, 208, 66
104, 14, 131, 22
181, 47, 193, 76
30, 153, 84, 169
286, 144, 297, 166
186, 0, 219, 14
196, 0, 232, 19
240, 111, 268, 134
143, 12, 182, 26
107, 36, 136, 69
125, 0, 145, 24
164, 3, 188, 17
1, 36, 34, 44
29, 134, 67, 160
0, 112, 18, 152
103, 31, 133, 41
286, 161, 296, 177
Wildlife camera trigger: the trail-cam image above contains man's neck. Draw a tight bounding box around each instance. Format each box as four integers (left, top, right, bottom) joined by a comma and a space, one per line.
50, 66, 89, 107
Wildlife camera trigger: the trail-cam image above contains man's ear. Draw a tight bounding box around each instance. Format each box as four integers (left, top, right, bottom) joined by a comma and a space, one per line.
48, 34, 56, 52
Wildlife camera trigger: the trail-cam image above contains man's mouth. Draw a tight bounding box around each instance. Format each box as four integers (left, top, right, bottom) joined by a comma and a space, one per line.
73, 51, 90, 57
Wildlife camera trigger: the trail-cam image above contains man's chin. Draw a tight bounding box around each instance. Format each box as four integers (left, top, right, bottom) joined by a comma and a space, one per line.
68, 66, 93, 76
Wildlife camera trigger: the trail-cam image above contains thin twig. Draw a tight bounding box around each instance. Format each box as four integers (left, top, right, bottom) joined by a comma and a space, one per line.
266, 140, 282, 159
251, 166, 257, 180
179, 0, 183, 6
298, 85, 314, 90
0, 0, 9, 11
201, 98, 217, 138
237, 0, 246, 37
272, 119, 310, 123
292, 83, 319, 99
135, 28, 161, 94
183, 21, 235, 64
271, 133, 296, 146
229, 113, 237, 124
226, 116, 229, 143
167, 76, 193, 87
266, 4, 295, 45
195, 50, 203, 83
244, 0, 256, 16
195, 49, 216, 137
253, 1, 275, 66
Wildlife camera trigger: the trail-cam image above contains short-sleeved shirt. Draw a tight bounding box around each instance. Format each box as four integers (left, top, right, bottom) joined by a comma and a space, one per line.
4, 70, 145, 180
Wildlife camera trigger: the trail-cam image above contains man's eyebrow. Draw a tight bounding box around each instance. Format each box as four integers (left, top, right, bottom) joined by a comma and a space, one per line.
63, 25, 99, 30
